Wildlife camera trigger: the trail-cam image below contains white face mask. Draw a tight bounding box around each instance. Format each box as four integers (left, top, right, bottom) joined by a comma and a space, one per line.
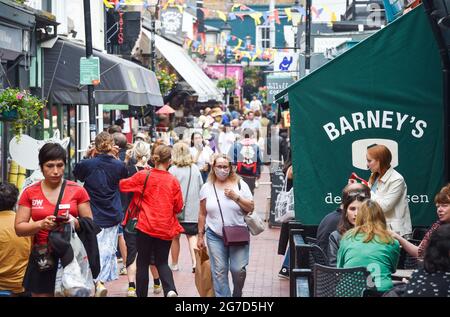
214, 167, 230, 181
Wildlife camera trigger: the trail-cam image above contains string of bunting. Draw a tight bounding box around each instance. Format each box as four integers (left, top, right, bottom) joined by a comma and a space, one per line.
103, 0, 338, 25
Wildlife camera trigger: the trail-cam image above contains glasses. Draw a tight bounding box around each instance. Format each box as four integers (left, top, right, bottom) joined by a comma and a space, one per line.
215, 165, 230, 170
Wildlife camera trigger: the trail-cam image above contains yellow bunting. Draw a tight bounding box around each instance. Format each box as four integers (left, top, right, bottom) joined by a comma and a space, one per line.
176, 4, 184, 13
214, 46, 220, 56
330, 12, 337, 22
285, 8, 292, 22
231, 3, 241, 12
233, 39, 243, 52
217, 10, 227, 22
292, 13, 301, 26
250, 12, 263, 26
255, 48, 262, 58
103, 0, 114, 8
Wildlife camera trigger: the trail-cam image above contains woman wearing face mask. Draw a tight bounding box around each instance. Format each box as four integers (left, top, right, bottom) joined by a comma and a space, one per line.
190, 132, 214, 183
197, 154, 254, 297
328, 187, 370, 266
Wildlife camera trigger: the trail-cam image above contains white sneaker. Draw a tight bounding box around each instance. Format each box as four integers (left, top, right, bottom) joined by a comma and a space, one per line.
95, 281, 108, 297
255, 180, 259, 188
167, 290, 178, 297
127, 287, 137, 297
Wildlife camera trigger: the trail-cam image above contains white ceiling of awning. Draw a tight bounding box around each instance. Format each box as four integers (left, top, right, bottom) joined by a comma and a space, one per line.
141, 29, 223, 102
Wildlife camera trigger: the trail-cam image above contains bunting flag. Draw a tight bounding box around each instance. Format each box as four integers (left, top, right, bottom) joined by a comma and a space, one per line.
232, 39, 243, 51
250, 12, 263, 26
103, 0, 114, 8
311, 6, 318, 17
231, 3, 241, 12
236, 13, 245, 21
262, 11, 270, 26
176, 4, 184, 13
199, 8, 209, 18
292, 13, 301, 26
330, 12, 337, 22
217, 10, 227, 22
285, 8, 292, 21
293, 6, 306, 15
274, 9, 281, 24
228, 12, 237, 20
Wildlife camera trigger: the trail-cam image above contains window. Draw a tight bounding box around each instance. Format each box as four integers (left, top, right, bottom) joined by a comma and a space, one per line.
256, 26, 271, 50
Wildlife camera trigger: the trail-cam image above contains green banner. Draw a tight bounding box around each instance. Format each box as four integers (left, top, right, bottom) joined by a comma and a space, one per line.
287, 6, 444, 226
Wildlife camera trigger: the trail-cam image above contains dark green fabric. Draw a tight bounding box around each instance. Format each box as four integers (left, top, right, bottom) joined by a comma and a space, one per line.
287, 5, 443, 225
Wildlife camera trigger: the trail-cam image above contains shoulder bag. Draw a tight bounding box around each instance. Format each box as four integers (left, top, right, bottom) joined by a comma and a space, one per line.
234, 179, 265, 235
124, 171, 151, 235
178, 166, 192, 221
213, 183, 249, 246
34, 180, 67, 272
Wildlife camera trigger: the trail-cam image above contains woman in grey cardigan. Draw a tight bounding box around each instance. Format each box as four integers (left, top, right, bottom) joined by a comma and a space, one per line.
169, 142, 204, 272
328, 190, 369, 266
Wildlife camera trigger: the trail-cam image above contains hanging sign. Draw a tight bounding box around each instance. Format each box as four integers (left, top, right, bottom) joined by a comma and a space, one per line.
80, 57, 100, 85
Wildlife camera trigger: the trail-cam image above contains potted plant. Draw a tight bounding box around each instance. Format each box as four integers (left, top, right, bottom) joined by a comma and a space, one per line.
0, 88, 46, 140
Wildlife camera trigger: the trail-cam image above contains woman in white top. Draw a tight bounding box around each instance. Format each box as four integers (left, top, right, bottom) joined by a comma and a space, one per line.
366, 144, 412, 237
189, 132, 214, 183
197, 154, 254, 297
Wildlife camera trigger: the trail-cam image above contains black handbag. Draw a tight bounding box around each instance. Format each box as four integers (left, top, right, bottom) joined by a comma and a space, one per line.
213, 184, 249, 247
33, 180, 67, 272
124, 170, 150, 235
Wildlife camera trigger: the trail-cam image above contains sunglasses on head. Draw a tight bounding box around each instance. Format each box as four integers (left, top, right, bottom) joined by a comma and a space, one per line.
348, 191, 368, 199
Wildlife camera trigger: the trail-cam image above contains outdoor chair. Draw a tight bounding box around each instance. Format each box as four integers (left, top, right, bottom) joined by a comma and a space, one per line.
403, 239, 421, 269
313, 263, 374, 297
305, 236, 318, 245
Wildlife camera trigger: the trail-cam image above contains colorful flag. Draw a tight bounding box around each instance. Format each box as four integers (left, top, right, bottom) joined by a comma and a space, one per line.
285, 8, 292, 21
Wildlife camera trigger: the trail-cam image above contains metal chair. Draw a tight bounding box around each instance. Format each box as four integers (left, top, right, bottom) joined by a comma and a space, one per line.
313, 263, 373, 297
305, 236, 318, 245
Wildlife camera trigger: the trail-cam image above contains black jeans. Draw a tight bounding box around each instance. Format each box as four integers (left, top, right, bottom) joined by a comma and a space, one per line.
136, 230, 176, 297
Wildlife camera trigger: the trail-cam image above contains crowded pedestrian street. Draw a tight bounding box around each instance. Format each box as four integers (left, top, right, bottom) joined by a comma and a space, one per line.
0, 0, 449, 304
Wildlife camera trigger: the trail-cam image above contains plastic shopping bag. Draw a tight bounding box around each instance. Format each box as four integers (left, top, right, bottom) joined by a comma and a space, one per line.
194, 248, 215, 297
54, 224, 95, 297
274, 179, 295, 223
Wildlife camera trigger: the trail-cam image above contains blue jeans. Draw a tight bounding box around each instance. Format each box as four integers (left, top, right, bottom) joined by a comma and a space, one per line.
206, 228, 249, 297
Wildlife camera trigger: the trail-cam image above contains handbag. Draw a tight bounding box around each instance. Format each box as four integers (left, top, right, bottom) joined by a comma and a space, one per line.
124, 170, 151, 235
33, 180, 67, 272
213, 184, 249, 247
178, 166, 192, 221
274, 174, 295, 223
244, 212, 265, 236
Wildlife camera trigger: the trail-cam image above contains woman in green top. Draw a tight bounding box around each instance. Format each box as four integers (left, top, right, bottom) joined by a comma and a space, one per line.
337, 199, 400, 293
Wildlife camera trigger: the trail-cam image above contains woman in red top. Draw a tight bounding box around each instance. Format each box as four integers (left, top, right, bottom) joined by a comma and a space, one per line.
120, 144, 183, 297
15, 143, 93, 297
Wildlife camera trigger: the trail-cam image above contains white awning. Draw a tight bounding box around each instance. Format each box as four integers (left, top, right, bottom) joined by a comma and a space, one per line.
142, 29, 222, 102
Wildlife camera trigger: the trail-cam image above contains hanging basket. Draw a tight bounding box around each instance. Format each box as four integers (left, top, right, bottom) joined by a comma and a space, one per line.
0, 109, 18, 121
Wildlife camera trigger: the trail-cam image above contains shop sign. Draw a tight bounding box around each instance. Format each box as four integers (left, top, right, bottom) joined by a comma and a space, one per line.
266, 75, 294, 104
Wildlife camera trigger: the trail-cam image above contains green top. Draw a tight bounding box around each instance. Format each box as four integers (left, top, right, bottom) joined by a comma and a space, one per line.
337, 232, 400, 292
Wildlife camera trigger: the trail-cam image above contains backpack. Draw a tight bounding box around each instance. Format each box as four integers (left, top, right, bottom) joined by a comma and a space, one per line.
234, 143, 258, 176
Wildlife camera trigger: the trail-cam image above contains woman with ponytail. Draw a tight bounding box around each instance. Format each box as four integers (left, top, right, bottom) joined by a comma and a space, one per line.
120, 141, 161, 297
366, 144, 412, 238
73, 131, 128, 296
119, 144, 184, 297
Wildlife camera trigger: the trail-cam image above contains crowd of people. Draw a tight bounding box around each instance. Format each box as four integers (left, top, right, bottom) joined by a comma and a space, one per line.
0, 98, 449, 298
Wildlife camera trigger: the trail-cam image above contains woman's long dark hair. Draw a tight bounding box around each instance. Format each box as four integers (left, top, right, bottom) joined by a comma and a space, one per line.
423, 224, 450, 273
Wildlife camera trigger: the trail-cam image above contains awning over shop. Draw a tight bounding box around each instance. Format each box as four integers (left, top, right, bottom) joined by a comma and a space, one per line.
42, 38, 163, 106
142, 30, 222, 103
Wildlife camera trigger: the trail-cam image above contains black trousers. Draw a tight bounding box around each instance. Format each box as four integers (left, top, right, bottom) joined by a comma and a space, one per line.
136, 230, 176, 297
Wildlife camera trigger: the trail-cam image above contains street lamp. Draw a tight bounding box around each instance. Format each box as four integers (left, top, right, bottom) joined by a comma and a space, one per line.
148, 0, 161, 142
220, 21, 232, 107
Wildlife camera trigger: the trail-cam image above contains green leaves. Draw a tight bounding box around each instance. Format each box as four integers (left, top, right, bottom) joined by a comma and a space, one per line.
0, 88, 46, 140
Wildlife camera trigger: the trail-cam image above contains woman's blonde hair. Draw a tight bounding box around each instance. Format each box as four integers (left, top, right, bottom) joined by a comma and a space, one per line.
132, 141, 150, 163
95, 131, 114, 154
367, 144, 392, 185
152, 144, 172, 164
171, 142, 193, 167
347, 199, 394, 244
207, 153, 240, 184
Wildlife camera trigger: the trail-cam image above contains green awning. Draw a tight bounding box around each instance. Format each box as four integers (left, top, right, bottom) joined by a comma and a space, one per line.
102, 104, 129, 111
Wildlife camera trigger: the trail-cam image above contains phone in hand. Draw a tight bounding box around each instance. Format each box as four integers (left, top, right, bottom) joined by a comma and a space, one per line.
54, 209, 69, 223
